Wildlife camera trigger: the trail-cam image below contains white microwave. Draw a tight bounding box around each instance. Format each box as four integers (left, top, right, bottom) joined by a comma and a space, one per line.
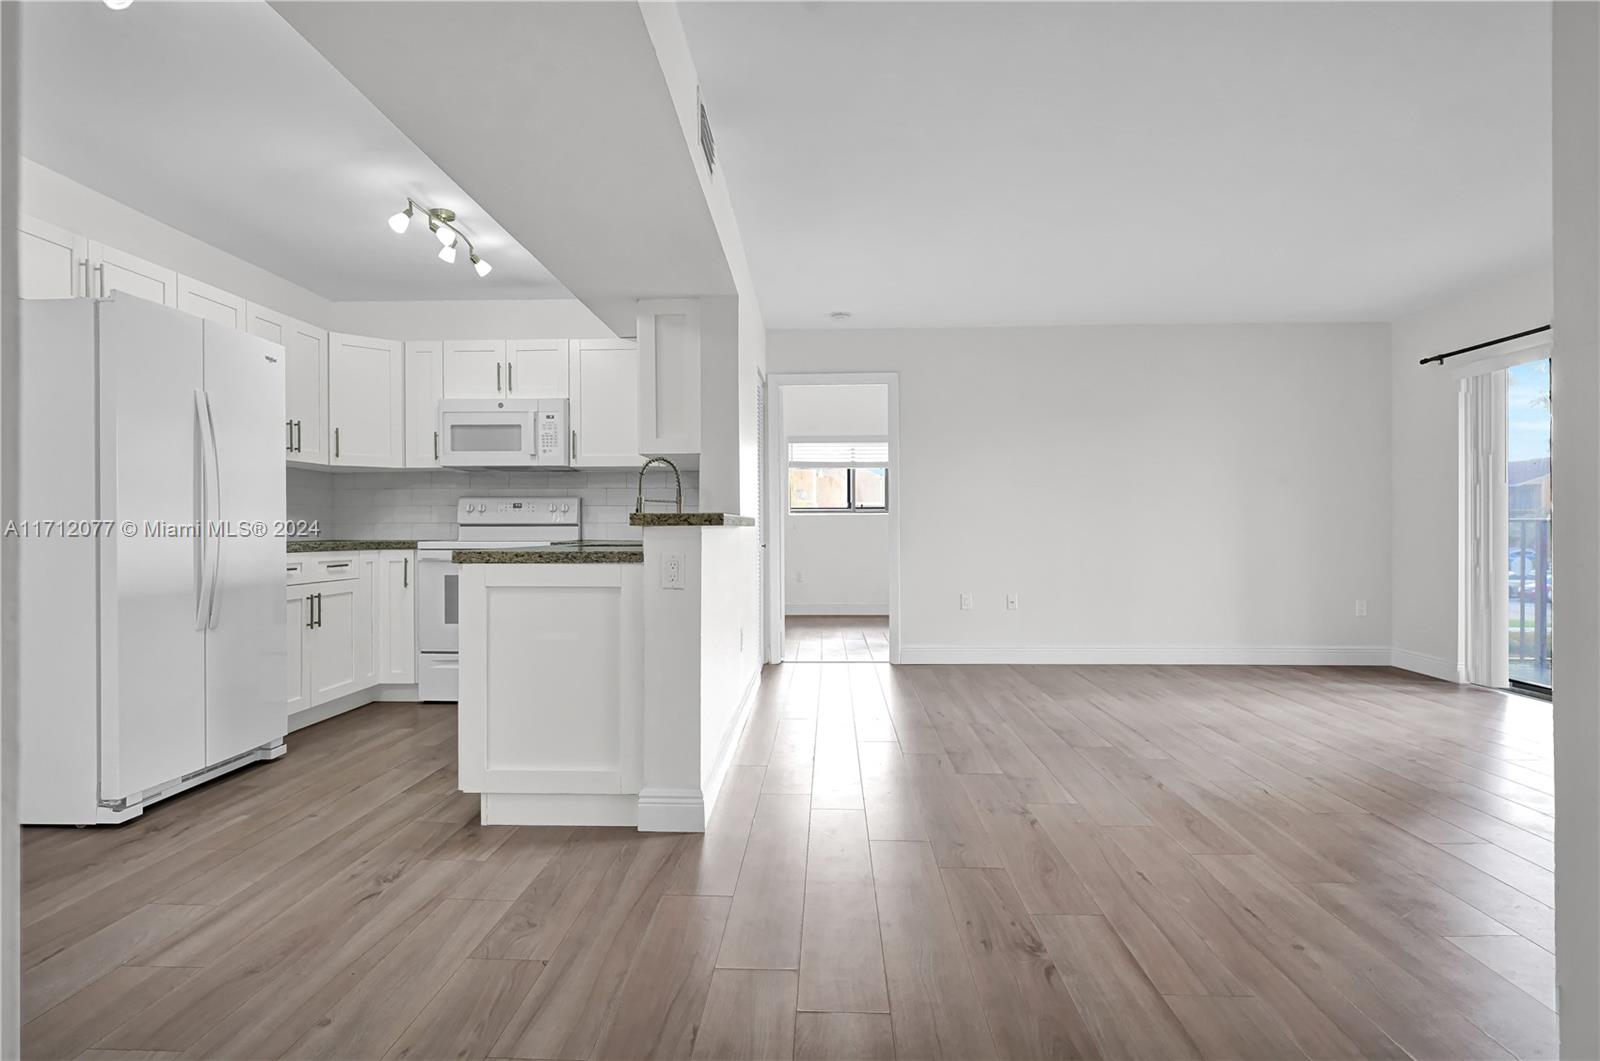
438, 398, 570, 467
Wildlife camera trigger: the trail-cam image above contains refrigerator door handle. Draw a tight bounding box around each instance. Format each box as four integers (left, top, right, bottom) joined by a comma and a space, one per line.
194, 390, 213, 630
199, 389, 223, 629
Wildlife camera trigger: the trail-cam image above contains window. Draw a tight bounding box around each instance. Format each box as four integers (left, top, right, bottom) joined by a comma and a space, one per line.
787, 439, 888, 512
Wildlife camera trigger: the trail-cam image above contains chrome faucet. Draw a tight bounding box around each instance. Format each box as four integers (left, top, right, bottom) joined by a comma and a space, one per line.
635, 456, 683, 514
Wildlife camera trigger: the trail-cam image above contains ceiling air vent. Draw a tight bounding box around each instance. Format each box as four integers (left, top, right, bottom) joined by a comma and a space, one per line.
698, 91, 716, 175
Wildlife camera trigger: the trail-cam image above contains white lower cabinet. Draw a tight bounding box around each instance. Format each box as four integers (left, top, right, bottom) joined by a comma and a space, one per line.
287, 585, 312, 716
287, 550, 416, 721
378, 551, 417, 683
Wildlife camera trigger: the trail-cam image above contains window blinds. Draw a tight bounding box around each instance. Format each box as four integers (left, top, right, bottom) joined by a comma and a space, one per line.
787, 439, 888, 468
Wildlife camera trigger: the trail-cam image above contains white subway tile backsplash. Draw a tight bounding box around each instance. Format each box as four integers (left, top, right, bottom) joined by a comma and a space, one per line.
285, 466, 698, 543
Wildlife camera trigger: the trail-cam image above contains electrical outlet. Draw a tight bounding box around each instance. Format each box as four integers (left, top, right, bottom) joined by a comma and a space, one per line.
960, 593, 973, 611
796, 570, 806, 584
1355, 599, 1368, 617
662, 553, 686, 590
1006, 593, 1019, 611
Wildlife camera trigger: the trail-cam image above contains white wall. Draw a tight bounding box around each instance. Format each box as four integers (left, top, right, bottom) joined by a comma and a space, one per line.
769, 324, 1392, 662
781, 383, 891, 615
785, 514, 890, 615
1388, 265, 1552, 680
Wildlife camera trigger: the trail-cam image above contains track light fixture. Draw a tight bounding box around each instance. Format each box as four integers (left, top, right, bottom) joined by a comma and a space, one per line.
386, 197, 490, 278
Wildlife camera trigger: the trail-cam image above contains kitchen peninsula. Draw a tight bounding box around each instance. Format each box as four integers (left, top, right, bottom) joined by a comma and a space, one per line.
455, 512, 759, 832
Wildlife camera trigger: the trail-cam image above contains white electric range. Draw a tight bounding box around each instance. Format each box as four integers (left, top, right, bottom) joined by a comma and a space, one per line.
415, 496, 582, 701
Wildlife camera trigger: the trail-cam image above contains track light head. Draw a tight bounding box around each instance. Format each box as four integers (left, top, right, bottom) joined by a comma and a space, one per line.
472, 254, 493, 278
438, 240, 458, 265
104, 0, 133, 9
387, 203, 413, 234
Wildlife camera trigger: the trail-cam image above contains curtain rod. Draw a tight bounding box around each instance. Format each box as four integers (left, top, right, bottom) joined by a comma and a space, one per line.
1419, 325, 1551, 366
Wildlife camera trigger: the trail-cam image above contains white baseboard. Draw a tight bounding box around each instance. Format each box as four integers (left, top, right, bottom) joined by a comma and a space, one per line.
288, 683, 423, 732
697, 667, 763, 825
637, 788, 707, 832
896, 643, 1392, 666
481, 792, 637, 827
1388, 648, 1465, 683
785, 603, 890, 616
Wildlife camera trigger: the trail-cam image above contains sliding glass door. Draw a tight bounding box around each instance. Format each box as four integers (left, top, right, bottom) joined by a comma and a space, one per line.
1507, 358, 1552, 690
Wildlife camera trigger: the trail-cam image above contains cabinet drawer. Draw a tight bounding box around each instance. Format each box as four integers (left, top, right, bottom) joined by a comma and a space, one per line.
287, 553, 361, 585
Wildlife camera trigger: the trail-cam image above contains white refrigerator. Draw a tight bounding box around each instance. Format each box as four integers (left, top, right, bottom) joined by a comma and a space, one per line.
20, 295, 288, 824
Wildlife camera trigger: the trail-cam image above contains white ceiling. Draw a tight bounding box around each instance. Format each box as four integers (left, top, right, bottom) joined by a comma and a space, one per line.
680, 2, 1552, 329
18, 1, 569, 303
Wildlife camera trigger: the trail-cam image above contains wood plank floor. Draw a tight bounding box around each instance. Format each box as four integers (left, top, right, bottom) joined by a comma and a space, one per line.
21, 663, 1555, 1060
784, 615, 889, 662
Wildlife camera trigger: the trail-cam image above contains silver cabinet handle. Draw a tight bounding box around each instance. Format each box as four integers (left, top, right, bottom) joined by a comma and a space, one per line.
287, 420, 294, 452
95, 262, 106, 298
403, 556, 409, 588
295, 420, 302, 453
433, 430, 439, 462
315, 592, 322, 628
305, 595, 314, 630
507, 363, 513, 392
571, 429, 577, 460
496, 363, 502, 392
80, 259, 91, 297
333, 427, 340, 459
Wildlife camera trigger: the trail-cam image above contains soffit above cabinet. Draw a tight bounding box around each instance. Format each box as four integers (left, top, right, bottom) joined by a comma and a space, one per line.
17, 1, 569, 303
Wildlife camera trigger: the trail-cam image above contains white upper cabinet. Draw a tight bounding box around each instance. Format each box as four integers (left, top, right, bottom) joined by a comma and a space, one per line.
328, 333, 404, 468
87, 241, 178, 307
177, 276, 247, 330
506, 339, 569, 397
19, 216, 87, 299
442, 339, 507, 398
404, 341, 443, 468
637, 299, 702, 455
570, 338, 640, 468
247, 304, 329, 465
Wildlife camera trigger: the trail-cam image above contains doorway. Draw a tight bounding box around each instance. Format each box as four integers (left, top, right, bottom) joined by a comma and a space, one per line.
763, 374, 900, 665
1507, 357, 1553, 693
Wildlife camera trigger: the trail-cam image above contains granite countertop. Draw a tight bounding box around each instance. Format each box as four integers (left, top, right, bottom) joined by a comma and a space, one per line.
288, 539, 418, 553
453, 541, 644, 564
628, 512, 756, 528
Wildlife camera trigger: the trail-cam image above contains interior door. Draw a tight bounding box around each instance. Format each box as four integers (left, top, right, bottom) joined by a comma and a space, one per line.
309, 582, 360, 704
89, 241, 178, 307
328, 333, 404, 467
18, 215, 86, 299
507, 340, 569, 397
201, 321, 288, 762
443, 339, 508, 398
97, 296, 206, 802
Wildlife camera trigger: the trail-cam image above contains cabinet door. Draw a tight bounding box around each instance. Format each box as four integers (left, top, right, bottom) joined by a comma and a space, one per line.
328, 333, 404, 468
378, 552, 417, 684
442, 339, 507, 398
18, 216, 87, 299
287, 587, 311, 716
248, 304, 329, 465
404, 341, 443, 467
570, 339, 641, 467
506, 339, 568, 397
636, 300, 701, 453
308, 583, 360, 705
356, 554, 378, 689
177, 275, 247, 329
87, 242, 178, 307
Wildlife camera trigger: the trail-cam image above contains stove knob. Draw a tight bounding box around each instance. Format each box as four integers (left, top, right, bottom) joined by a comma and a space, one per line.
549, 503, 558, 513
560, 503, 570, 514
